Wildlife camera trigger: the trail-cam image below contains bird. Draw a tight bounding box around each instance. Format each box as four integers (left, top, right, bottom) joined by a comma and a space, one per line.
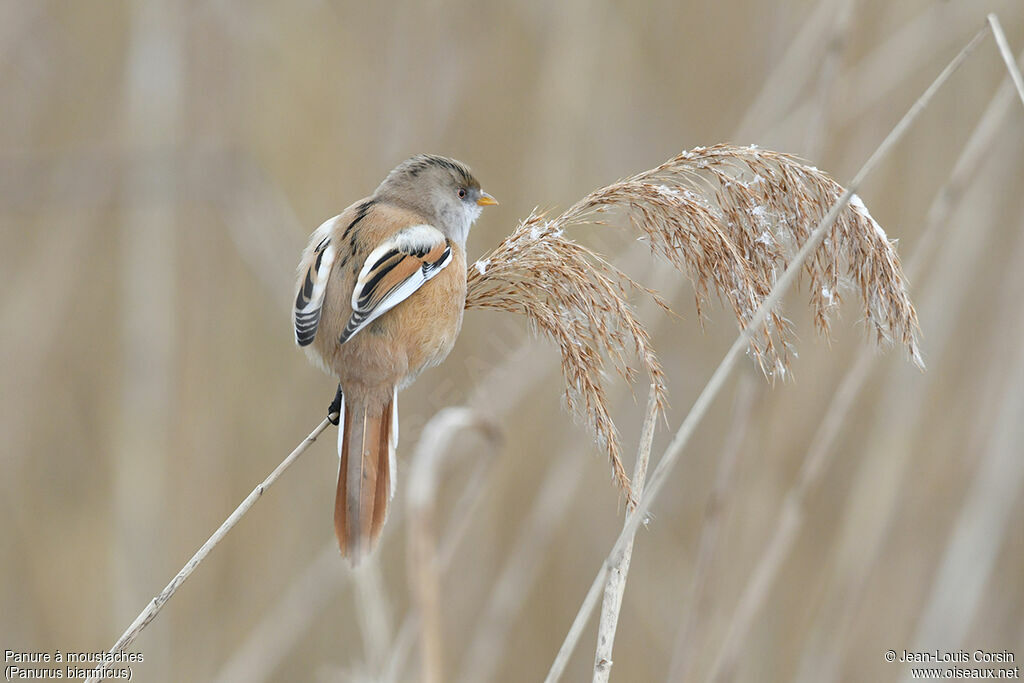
293, 154, 497, 563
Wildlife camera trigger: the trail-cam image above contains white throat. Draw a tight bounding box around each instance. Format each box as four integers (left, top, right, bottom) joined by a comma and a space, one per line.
447, 202, 481, 247
462, 203, 483, 233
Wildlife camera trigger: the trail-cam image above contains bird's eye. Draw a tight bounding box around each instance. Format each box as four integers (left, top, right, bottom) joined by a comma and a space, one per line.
458, 188, 467, 199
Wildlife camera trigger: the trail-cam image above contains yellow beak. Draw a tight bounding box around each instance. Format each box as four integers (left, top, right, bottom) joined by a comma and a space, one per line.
476, 191, 499, 207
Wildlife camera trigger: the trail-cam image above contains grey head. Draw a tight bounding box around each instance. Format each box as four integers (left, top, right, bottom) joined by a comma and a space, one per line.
373, 154, 497, 246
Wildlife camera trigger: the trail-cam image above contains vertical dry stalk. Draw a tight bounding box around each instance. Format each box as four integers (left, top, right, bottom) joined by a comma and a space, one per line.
406, 408, 500, 683
593, 387, 659, 682
86, 418, 332, 683
543, 25, 989, 682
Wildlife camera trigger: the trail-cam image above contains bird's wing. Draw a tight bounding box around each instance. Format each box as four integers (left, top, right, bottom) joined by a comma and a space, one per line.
294, 217, 340, 347
340, 224, 452, 344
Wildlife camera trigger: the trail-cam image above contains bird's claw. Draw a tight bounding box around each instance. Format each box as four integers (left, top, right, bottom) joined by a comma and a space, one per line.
327, 385, 343, 426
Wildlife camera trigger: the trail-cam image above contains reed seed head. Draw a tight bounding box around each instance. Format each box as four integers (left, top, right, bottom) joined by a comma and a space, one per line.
466, 144, 923, 496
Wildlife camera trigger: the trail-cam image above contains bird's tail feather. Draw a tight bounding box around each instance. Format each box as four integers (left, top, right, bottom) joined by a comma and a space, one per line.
335, 389, 397, 564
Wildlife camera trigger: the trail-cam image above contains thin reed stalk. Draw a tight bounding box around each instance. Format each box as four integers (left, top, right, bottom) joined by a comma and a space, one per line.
988, 14, 1024, 107
593, 387, 659, 682
218, 405, 500, 683
542, 24, 989, 682
85, 418, 331, 683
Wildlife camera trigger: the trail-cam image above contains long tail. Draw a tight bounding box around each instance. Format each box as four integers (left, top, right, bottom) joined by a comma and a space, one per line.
335, 388, 398, 564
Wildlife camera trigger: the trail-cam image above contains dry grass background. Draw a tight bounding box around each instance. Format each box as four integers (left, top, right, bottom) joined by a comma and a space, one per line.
2, 1, 1023, 682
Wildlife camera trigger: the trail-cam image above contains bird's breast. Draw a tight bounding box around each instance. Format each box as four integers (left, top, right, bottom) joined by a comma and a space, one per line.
327, 248, 467, 392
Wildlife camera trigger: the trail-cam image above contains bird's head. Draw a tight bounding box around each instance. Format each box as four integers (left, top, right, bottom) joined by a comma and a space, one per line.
376, 154, 497, 245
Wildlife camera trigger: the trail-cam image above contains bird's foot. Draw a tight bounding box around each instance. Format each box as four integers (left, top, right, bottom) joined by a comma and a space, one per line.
327, 385, 343, 426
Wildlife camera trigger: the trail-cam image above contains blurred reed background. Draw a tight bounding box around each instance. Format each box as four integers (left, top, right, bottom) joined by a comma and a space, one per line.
1, 1, 1023, 681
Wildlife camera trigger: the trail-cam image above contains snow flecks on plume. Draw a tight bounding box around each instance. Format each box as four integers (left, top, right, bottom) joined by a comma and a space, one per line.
475, 259, 490, 276
821, 286, 834, 304
749, 205, 771, 229
679, 145, 707, 160
530, 220, 564, 240
655, 184, 681, 200
680, 187, 712, 210
849, 193, 888, 241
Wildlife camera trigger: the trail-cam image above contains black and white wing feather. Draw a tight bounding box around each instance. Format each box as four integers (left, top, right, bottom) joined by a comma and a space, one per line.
340, 224, 452, 344
294, 218, 339, 347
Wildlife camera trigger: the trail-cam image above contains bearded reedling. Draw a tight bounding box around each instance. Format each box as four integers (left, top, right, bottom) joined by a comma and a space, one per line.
294, 155, 497, 563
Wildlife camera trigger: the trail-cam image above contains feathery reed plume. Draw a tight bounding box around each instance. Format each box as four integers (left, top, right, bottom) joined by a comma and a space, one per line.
466, 143, 922, 494
465, 217, 668, 496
